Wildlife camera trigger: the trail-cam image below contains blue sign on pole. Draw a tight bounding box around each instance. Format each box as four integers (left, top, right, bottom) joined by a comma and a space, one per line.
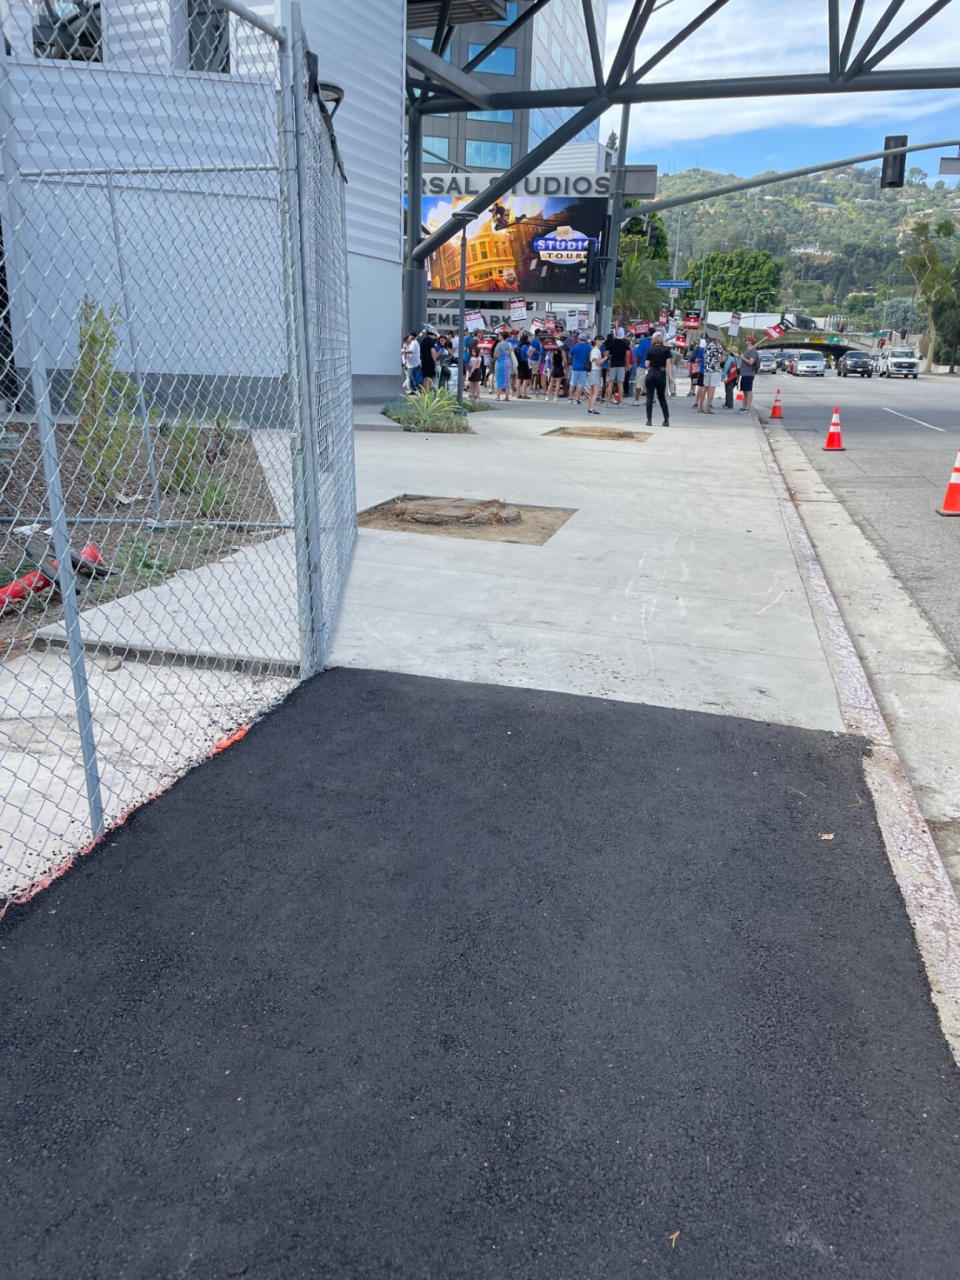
656, 279, 692, 289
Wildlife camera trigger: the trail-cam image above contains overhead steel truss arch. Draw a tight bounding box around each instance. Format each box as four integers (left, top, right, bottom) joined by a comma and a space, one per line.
405, 0, 960, 288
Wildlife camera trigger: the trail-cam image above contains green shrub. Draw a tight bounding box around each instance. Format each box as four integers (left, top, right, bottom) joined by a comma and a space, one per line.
72, 297, 141, 496
196, 476, 234, 517
158, 418, 235, 514
159, 421, 206, 495
113, 538, 170, 587
382, 387, 469, 432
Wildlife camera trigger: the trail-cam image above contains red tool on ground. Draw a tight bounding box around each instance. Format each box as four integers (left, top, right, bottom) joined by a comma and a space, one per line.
770, 388, 783, 419
0, 539, 110, 614
823, 407, 845, 451
937, 448, 960, 516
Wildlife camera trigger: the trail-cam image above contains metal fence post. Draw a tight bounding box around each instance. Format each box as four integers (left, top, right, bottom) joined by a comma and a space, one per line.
105, 169, 163, 522
277, 6, 325, 677
0, 64, 104, 838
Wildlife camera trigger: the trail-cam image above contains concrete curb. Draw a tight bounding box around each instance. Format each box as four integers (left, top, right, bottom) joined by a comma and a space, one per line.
754, 416, 960, 1063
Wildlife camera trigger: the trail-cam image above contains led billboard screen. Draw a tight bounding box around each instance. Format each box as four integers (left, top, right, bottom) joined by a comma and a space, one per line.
422, 193, 606, 295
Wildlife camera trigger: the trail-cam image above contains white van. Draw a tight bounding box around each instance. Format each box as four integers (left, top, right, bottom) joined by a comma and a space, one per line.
794, 351, 826, 377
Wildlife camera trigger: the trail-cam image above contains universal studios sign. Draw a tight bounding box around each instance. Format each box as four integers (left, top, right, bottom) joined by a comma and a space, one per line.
421, 167, 657, 199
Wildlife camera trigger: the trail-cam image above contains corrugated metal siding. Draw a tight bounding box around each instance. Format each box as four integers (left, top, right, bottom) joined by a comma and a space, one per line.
3, 62, 283, 373
103, 1, 172, 73
302, 0, 403, 266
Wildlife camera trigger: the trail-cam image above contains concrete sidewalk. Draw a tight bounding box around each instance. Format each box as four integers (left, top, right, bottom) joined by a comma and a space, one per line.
330, 393, 844, 732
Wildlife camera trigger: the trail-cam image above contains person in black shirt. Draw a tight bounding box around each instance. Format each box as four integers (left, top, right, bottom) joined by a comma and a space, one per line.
604, 332, 630, 403
644, 334, 672, 427
419, 330, 437, 389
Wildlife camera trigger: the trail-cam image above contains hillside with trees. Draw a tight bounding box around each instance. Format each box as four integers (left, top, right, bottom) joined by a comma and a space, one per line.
654, 164, 960, 322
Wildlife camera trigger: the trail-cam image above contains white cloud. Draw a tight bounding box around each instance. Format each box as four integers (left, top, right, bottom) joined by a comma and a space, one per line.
598, 0, 960, 156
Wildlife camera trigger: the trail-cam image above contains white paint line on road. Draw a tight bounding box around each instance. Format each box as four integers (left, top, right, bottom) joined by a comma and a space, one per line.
883, 408, 946, 432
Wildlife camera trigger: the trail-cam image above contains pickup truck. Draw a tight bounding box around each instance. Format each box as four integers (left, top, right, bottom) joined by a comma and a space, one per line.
878, 346, 920, 378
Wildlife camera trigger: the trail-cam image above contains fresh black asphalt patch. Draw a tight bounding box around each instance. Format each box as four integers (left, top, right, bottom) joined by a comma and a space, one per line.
2, 668, 959, 1278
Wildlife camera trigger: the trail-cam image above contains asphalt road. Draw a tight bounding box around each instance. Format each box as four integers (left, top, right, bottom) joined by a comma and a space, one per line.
756, 369, 960, 665
3, 668, 960, 1278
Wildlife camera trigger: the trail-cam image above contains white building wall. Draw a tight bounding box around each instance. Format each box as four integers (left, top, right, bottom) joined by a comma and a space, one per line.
0, 0, 403, 402
0, 58, 283, 377
301, 0, 404, 399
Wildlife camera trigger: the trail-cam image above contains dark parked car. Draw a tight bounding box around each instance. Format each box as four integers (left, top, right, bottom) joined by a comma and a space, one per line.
839, 350, 873, 377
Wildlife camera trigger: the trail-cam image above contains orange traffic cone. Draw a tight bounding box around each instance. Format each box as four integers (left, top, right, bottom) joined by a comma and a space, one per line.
770, 388, 783, 419
938, 448, 960, 516
823, 407, 845, 451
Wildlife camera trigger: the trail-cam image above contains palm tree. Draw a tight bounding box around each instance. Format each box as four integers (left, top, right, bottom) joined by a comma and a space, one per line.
613, 254, 663, 325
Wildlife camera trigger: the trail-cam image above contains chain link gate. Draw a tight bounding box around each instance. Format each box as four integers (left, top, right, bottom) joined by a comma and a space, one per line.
0, 1, 355, 907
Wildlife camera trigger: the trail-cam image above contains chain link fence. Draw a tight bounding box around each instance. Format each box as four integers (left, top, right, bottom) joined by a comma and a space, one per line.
0, 1, 355, 906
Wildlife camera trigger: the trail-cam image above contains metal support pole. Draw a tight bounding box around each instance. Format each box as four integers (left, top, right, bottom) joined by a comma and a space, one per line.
278, 4, 325, 677
404, 107, 427, 336
672, 207, 682, 279
599, 56, 633, 335
457, 223, 467, 407
105, 170, 162, 522
0, 65, 103, 838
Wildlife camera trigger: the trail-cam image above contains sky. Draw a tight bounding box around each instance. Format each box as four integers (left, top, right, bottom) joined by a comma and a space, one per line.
600, 0, 960, 184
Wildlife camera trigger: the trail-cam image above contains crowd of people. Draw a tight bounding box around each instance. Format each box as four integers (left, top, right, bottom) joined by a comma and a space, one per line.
401, 325, 762, 426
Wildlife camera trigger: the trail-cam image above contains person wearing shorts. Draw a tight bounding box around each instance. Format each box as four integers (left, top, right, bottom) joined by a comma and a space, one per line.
567, 334, 591, 403
587, 337, 607, 413
699, 337, 723, 413
603, 332, 630, 403
547, 346, 566, 400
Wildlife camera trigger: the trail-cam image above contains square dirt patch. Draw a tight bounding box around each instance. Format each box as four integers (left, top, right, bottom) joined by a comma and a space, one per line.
358, 495, 576, 545
544, 426, 651, 442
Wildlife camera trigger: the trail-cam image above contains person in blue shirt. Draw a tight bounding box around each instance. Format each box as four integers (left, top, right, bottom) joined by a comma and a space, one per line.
632, 332, 652, 402
527, 331, 544, 394
568, 335, 592, 403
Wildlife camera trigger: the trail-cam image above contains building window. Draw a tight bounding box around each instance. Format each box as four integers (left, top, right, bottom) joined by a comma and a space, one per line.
489, 2, 518, 23
423, 136, 449, 162
466, 140, 513, 169
189, 0, 230, 73
467, 109, 515, 123
467, 43, 516, 75
32, 1, 102, 61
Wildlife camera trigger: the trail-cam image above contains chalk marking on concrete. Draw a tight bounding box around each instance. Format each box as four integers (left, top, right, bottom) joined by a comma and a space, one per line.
755, 590, 785, 616
882, 408, 946, 432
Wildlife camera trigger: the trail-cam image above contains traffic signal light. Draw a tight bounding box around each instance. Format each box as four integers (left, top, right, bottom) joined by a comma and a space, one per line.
614, 257, 624, 288
881, 135, 907, 189
578, 242, 595, 291
879, 336, 886, 348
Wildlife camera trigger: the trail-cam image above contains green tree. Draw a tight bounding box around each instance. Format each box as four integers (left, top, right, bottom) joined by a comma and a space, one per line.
621, 209, 669, 262
932, 296, 960, 373
882, 296, 924, 339
683, 249, 782, 311
901, 218, 957, 370
613, 254, 663, 323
